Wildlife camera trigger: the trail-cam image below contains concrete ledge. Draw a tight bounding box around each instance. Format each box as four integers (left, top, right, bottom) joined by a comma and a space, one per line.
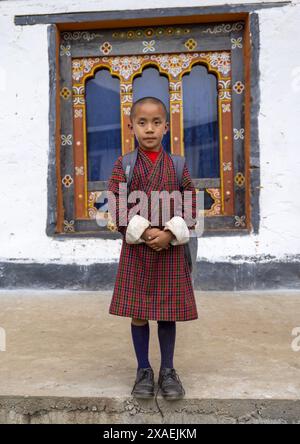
1, 396, 300, 424
0, 290, 300, 424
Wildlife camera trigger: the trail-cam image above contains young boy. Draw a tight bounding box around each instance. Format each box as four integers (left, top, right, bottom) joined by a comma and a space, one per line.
107, 97, 198, 400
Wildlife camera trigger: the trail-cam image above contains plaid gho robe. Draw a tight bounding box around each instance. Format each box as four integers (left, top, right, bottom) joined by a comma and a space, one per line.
107, 145, 198, 321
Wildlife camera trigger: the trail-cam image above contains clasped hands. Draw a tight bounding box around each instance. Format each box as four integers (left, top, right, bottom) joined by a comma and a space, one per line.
141, 227, 175, 252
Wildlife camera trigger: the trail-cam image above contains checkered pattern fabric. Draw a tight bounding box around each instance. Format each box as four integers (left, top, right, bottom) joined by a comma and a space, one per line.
108, 146, 198, 321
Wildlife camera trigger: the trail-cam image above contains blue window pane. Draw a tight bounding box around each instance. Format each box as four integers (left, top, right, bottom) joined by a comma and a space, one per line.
86, 69, 121, 181
133, 67, 170, 153
182, 65, 219, 178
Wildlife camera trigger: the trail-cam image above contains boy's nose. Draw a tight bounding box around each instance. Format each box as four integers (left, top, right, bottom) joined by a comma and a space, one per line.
145, 124, 154, 132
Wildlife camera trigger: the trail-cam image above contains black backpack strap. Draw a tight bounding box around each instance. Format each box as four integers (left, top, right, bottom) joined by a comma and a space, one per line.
121, 148, 138, 187
170, 154, 185, 191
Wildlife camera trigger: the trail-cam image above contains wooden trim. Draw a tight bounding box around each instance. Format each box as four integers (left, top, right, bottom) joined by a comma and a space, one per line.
88, 178, 221, 191
55, 26, 64, 233
72, 52, 235, 220
169, 77, 183, 156
231, 27, 246, 221
73, 96, 86, 218
120, 81, 133, 155
14, 3, 290, 28
50, 14, 259, 235
70, 215, 250, 232
243, 14, 252, 232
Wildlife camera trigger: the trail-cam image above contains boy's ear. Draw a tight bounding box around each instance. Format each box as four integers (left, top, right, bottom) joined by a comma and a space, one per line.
164, 121, 170, 134
128, 122, 133, 131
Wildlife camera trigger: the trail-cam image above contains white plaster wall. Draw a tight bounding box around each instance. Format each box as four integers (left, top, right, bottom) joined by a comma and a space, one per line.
0, 0, 299, 265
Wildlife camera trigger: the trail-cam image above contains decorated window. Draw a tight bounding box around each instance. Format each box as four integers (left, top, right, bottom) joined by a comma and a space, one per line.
58, 21, 247, 235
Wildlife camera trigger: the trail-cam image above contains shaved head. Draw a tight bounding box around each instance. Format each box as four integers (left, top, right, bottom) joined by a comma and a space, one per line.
130, 96, 168, 121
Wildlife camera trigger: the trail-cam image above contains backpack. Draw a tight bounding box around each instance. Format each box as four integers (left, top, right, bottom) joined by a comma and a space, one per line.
121, 148, 197, 273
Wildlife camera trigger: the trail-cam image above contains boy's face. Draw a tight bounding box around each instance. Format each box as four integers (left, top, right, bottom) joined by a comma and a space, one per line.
129, 102, 169, 151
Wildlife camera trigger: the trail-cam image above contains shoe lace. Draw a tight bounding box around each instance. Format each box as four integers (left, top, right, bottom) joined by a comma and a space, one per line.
131, 368, 164, 418
154, 369, 182, 419
154, 384, 164, 419
132, 369, 182, 420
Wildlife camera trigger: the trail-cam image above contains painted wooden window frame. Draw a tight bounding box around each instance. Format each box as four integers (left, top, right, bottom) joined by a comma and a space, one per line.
56, 20, 249, 237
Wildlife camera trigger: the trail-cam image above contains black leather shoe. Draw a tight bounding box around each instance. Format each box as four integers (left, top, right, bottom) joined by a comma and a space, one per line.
131, 367, 155, 398
158, 367, 185, 400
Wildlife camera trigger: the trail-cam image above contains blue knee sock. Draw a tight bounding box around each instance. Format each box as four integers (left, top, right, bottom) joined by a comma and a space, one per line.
157, 320, 176, 370
131, 322, 151, 370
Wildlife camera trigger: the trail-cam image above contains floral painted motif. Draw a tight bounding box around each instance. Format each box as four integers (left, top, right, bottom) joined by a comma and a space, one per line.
60, 44, 71, 57
73, 52, 231, 85
222, 103, 231, 113
100, 42, 112, 55
63, 220, 75, 232
142, 40, 156, 53
184, 38, 197, 51
61, 134, 72, 146
75, 166, 84, 176
223, 161, 232, 171
171, 103, 180, 114
231, 37, 243, 49
123, 107, 131, 115
209, 52, 231, 76
74, 109, 83, 118
233, 80, 245, 94
72, 58, 100, 82
234, 172, 245, 187
150, 53, 198, 78
60, 87, 71, 100
62, 174, 73, 188
234, 215, 246, 228
105, 56, 145, 80
233, 128, 245, 140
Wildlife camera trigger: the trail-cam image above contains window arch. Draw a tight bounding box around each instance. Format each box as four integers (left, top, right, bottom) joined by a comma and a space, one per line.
85, 69, 121, 182
132, 66, 170, 152
182, 64, 219, 179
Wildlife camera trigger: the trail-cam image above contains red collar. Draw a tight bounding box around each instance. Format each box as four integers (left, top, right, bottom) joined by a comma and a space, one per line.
140, 146, 162, 163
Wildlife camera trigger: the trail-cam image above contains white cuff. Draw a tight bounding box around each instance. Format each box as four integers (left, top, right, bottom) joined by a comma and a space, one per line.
164, 216, 190, 246
125, 215, 151, 244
